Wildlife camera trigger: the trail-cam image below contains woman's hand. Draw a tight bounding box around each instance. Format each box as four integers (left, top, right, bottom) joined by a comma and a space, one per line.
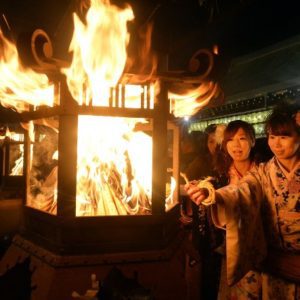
184, 180, 209, 206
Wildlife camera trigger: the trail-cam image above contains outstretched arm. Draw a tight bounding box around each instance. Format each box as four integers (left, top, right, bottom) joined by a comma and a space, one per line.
184, 180, 224, 206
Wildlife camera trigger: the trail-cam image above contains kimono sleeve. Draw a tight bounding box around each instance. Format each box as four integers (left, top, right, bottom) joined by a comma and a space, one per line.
215, 168, 267, 286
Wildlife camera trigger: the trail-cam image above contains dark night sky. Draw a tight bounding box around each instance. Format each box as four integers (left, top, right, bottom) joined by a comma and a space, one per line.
0, 0, 300, 72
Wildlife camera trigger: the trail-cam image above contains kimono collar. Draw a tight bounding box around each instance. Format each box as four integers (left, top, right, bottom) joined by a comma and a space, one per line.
274, 157, 300, 180
231, 161, 256, 180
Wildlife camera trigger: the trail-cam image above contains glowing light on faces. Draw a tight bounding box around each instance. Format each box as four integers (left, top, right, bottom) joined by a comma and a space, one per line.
268, 133, 300, 161
226, 128, 253, 162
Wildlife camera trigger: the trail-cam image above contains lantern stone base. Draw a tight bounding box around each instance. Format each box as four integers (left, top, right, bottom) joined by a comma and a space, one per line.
0, 231, 198, 300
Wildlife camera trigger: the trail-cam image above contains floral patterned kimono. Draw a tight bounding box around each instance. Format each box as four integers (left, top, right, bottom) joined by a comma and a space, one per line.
213, 163, 262, 300
212, 157, 300, 300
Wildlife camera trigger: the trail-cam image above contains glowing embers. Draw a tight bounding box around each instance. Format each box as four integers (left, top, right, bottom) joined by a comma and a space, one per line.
76, 115, 152, 216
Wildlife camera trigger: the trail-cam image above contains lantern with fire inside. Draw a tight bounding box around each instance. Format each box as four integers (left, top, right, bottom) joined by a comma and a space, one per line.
0, 0, 222, 298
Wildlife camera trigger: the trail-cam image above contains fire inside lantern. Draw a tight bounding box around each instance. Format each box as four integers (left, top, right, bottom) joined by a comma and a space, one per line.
0, 3, 223, 299
0, 0, 221, 220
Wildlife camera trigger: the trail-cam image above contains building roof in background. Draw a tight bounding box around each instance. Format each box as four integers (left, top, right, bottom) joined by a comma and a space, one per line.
220, 34, 300, 102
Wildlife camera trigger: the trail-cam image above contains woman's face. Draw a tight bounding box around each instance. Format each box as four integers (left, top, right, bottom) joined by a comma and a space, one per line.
207, 133, 217, 155
226, 128, 253, 162
268, 132, 300, 160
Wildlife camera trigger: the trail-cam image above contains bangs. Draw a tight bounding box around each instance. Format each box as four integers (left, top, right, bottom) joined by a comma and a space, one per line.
223, 120, 255, 145
266, 117, 296, 136
223, 126, 238, 144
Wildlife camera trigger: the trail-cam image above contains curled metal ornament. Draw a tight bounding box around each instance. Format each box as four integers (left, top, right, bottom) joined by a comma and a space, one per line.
168, 48, 223, 117
31, 29, 55, 69
188, 48, 214, 80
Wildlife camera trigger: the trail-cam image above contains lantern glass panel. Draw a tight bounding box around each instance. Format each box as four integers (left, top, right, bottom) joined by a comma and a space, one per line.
8, 142, 24, 176
26, 117, 58, 215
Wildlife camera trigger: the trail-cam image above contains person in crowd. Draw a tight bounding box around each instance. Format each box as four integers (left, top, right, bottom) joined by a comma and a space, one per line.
213, 120, 262, 299
185, 101, 300, 300
180, 124, 227, 300
180, 132, 200, 173
179, 129, 205, 220
182, 124, 227, 186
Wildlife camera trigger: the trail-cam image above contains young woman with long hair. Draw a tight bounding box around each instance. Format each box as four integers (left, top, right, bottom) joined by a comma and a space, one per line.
213, 120, 262, 300
185, 102, 300, 300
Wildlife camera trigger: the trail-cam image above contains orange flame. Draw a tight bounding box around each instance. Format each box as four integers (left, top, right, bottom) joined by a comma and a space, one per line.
169, 81, 220, 117
62, 0, 134, 105
0, 0, 220, 216
76, 116, 152, 216
0, 30, 54, 111
124, 22, 158, 82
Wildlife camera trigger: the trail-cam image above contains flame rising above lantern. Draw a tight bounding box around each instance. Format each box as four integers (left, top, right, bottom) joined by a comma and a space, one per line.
0, 0, 220, 216
63, 0, 134, 106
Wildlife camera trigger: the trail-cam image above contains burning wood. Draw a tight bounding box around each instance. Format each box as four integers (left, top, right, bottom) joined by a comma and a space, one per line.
75, 116, 152, 216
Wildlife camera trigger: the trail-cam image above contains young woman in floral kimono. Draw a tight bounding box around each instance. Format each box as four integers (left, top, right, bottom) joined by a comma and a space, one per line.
214, 120, 262, 300
185, 102, 300, 300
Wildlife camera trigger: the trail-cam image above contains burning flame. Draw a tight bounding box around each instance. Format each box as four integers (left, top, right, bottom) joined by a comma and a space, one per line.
76, 116, 152, 216
0, 0, 219, 114
63, 0, 134, 106
0, 0, 221, 216
0, 29, 54, 112
123, 22, 158, 81
169, 81, 220, 117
